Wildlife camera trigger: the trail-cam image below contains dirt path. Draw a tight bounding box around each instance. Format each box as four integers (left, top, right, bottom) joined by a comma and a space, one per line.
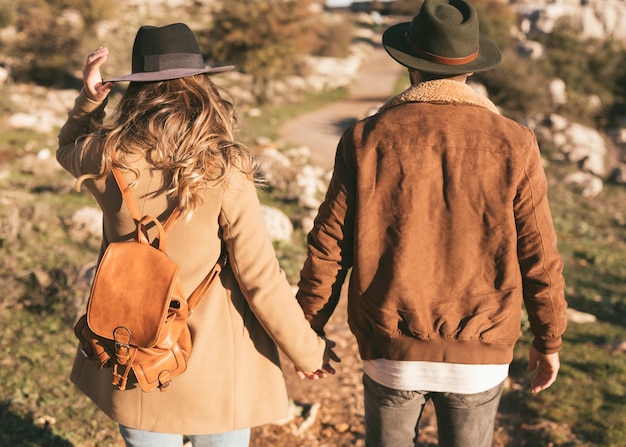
279, 40, 404, 170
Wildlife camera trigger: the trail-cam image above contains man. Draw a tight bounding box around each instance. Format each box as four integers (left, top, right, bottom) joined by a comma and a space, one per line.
296, 0, 568, 446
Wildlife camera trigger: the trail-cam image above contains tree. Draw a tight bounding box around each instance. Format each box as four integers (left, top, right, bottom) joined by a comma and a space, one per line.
202, 0, 318, 104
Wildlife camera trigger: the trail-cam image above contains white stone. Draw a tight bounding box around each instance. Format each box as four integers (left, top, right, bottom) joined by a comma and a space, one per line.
566, 308, 597, 324
261, 205, 293, 242
296, 164, 326, 209
561, 123, 607, 171
0, 66, 9, 86
582, 152, 607, 177
247, 107, 262, 118
548, 113, 569, 131
8, 113, 39, 129
563, 171, 604, 197
548, 78, 567, 106
69, 207, 103, 240
518, 40, 545, 59
552, 132, 567, 148
257, 147, 293, 190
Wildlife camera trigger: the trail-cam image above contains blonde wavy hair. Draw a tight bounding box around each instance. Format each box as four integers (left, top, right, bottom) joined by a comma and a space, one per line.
79, 74, 255, 217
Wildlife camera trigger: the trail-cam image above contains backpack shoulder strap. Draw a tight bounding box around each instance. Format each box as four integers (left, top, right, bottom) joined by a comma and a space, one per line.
187, 246, 228, 313
111, 167, 181, 234
112, 167, 225, 311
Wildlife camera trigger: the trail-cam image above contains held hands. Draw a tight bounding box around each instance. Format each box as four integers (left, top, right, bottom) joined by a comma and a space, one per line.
296, 338, 341, 380
527, 345, 560, 394
83, 47, 115, 102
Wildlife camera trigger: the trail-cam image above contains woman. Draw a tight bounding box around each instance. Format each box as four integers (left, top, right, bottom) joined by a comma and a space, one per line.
57, 23, 335, 447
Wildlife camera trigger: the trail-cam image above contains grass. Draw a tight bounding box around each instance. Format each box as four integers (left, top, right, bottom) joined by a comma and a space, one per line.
497, 162, 626, 446
0, 307, 119, 447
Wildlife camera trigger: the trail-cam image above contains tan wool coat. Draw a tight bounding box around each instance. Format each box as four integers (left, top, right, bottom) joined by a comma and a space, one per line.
57, 90, 325, 434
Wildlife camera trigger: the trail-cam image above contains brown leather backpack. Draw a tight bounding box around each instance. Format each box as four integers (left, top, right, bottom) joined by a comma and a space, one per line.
74, 167, 226, 392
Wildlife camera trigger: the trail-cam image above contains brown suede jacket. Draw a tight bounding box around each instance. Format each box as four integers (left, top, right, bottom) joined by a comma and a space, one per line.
297, 79, 567, 365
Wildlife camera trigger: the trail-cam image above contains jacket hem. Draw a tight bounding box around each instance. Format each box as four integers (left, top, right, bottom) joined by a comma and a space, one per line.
356, 334, 515, 365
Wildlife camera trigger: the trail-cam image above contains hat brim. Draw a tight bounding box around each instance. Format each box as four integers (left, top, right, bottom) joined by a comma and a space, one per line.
104, 65, 235, 83
382, 22, 501, 75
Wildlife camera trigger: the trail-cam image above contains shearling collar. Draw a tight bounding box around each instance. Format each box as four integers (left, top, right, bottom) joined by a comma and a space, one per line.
379, 79, 500, 115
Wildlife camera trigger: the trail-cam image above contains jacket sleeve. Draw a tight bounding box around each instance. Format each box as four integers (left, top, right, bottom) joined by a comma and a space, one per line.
515, 131, 567, 354
56, 88, 107, 178
296, 132, 356, 335
218, 170, 326, 373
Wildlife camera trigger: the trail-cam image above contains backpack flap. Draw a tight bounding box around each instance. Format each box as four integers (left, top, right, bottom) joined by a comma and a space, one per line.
87, 232, 180, 348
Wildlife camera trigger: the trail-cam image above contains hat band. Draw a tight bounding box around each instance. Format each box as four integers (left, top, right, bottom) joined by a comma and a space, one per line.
143, 53, 205, 72
404, 32, 479, 66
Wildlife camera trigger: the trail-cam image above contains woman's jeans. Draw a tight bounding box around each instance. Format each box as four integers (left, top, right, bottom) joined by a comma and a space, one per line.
119, 425, 250, 447
363, 374, 504, 447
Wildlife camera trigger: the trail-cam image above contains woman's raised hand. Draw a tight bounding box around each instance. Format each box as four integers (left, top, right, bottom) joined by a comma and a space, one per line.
83, 47, 115, 102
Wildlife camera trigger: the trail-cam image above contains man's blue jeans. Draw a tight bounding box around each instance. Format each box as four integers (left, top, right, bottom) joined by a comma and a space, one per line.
119, 425, 250, 447
363, 374, 504, 447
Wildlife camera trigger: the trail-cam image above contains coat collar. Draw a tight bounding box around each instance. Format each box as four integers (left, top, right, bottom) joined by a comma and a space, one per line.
379, 79, 500, 115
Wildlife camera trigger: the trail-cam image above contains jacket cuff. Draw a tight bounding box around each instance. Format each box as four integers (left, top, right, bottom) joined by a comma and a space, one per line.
533, 335, 562, 354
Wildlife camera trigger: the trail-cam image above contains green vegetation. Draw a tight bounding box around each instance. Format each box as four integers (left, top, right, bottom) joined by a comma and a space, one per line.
202, 0, 320, 104
6, 0, 116, 86
503, 166, 626, 446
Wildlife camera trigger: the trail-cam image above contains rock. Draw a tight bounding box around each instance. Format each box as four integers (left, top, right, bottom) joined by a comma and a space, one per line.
293, 401, 321, 436
300, 213, 316, 235
546, 113, 569, 132
8, 113, 39, 129
581, 152, 607, 177
0, 65, 10, 86
295, 164, 326, 210
548, 78, 567, 106
610, 164, 626, 184
563, 171, 603, 197
261, 205, 293, 242
334, 422, 351, 433
517, 39, 545, 59
514, 0, 626, 43
19, 150, 64, 177
257, 144, 328, 210
566, 308, 597, 324
562, 123, 606, 158
68, 207, 103, 240
257, 146, 293, 190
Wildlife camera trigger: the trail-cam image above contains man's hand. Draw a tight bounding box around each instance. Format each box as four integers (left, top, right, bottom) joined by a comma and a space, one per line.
296, 338, 341, 380
83, 47, 115, 102
527, 345, 560, 393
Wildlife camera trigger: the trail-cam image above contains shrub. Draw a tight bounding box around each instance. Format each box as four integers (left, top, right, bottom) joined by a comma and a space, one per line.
539, 17, 626, 127
7, 0, 114, 86
475, 48, 551, 121
309, 15, 355, 58
201, 0, 319, 104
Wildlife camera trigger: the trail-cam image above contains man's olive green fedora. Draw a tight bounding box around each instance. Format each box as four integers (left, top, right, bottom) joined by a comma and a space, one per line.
382, 0, 501, 75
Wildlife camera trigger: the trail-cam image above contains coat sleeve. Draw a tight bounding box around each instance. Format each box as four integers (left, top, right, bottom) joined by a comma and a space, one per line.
515, 131, 567, 354
296, 132, 356, 335
218, 170, 326, 373
56, 88, 107, 178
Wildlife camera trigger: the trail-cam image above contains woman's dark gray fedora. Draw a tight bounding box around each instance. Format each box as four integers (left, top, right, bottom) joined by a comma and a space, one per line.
106, 23, 234, 82
382, 0, 501, 75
